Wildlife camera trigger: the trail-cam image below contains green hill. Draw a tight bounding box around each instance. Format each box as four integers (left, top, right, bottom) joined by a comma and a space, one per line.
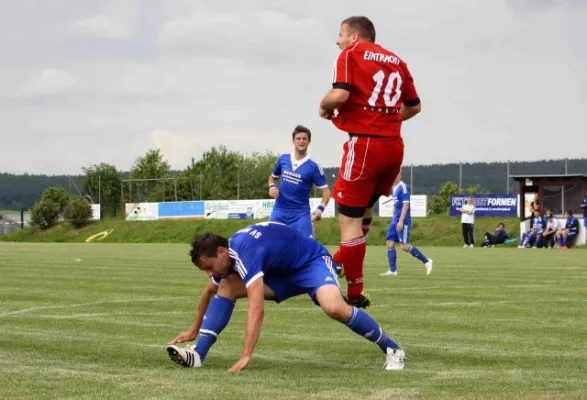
0, 216, 521, 247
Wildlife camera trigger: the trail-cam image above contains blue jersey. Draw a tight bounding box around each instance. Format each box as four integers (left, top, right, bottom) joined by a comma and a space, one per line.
392, 181, 411, 226
213, 222, 330, 288
531, 216, 545, 231
565, 216, 579, 234
272, 153, 328, 211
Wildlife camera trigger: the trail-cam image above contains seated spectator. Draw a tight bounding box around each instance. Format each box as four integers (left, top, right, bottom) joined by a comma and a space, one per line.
556, 210, 579, 249
481, 222, 509, 247
519, 210, 545, 248
542, 213, 561, 249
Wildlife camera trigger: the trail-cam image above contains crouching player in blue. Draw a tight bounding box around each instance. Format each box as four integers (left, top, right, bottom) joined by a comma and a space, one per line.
381, 173, 433, 276
167, 222, 406, 371
267, 125, 331, 238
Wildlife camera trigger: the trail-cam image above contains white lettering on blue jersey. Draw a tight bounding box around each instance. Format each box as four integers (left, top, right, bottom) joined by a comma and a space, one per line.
392, 181, 411, 226
271, 153, 328, 211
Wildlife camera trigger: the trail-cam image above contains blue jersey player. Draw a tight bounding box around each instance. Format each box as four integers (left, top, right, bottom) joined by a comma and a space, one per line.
267, 125, 331, 238
381, 173, 433, 276
167, 222, 406, 372
556, 209, 579, 249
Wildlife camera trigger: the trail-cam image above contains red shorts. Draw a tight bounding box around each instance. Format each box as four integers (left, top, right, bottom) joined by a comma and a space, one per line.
333, 135, 404, 208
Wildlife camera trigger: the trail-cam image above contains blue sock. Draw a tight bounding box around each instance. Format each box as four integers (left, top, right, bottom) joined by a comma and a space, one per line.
387, 247, 397, 272
557, 236, 563, 247
345, 307, 400, 354
408, 245, 429, 263
193, 295, 235, 361
563, 236, 568, 247
534, 235, 542, 247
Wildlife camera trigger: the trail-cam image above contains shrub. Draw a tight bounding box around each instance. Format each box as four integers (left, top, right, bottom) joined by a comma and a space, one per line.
63, 197, 93, 228
41, 187, 70, 213
30, 199, 60, 229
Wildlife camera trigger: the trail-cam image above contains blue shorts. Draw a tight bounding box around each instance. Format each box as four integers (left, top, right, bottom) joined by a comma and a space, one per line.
269, 209, 314, 238
386, 222, 411, 244
264, 255, 340, 303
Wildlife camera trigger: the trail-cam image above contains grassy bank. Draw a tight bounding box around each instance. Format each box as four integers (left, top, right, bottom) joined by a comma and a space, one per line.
1, 216, 521, 246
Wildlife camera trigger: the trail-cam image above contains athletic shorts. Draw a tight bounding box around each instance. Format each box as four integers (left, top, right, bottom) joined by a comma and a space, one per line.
264, 255, 340, 303
333, 135, 404, 208
386, 222, 411, 244
269, 208, 314, 238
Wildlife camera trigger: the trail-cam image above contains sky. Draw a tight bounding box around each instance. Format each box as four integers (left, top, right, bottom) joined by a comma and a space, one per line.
0, 0, 585, 174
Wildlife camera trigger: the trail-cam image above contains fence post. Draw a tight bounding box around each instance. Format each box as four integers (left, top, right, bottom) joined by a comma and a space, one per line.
20, 208, 24, 229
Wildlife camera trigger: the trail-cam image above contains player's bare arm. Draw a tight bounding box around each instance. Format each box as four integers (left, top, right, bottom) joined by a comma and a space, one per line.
268, 174, 280, 198
320, 88, 350, 112
168, 280, 218, 345
229, 278, 265, 372
400, 102, 421, 121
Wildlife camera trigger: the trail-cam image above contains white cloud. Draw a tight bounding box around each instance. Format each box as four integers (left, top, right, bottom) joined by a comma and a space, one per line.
18, 69, 77, 97
73, 15, 131, 39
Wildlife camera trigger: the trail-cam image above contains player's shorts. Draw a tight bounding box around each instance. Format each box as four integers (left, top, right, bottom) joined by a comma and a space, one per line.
269, 208, 314, 238
264, 255, 340, 304
333, 134, 404, 208
567, 231, 577, 239
386, 222, 411, 244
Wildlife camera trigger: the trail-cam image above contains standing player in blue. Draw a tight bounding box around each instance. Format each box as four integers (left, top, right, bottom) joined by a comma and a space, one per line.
167, 222, 406, 371
267, 125, 331, 238
381, 173, 433, 276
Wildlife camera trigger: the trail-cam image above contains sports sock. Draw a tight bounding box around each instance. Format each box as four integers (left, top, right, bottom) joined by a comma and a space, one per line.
558, 235, 564, 247
408, 245, 429, 263
534, 235, 543, 248
340, 237, 366, 300
192, 295, 234, 361
387, 247, 397, 272
345, 307, 400, 353
332, 248, 343, 264
563, 236, 568, 247
362, 217, 372, 237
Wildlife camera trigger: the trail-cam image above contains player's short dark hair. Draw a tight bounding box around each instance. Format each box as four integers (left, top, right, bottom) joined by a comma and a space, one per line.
189, 233, 228, 266
566, 209, 573, 216
498, 222, 505, 227
292, 125, 311, 141
341, 16, 376, 42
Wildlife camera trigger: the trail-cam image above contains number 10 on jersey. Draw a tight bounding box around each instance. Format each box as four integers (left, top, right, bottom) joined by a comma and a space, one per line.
368, 70, 403, 107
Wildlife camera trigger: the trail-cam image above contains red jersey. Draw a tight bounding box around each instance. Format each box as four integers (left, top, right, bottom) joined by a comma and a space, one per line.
331, 41, 419, 137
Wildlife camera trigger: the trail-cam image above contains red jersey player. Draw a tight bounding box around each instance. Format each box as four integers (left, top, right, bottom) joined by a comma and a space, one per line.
319, 16, 422, 308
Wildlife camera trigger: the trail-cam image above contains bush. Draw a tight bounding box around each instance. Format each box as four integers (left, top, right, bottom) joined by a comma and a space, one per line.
42, 187, 70, 213
30, 199, 60, 229
63, 197, 93, 228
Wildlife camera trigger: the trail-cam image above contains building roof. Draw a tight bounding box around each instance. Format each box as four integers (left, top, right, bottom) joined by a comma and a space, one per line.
510, 174, 587, 182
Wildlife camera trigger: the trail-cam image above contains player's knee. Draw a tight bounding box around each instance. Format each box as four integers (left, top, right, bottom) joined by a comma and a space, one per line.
400, 244, 410, 252
321, 300, 350, 322
386, 240, 395, 248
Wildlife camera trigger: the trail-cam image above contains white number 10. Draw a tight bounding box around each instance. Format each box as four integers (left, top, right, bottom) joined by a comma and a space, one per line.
368, 70, 402, 107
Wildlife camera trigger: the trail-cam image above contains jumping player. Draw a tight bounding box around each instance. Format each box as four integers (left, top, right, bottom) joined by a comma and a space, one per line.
268, 125, 331, 238
381, 173, 433, 276
319, 16, 422, 307
166, 222, 406, 372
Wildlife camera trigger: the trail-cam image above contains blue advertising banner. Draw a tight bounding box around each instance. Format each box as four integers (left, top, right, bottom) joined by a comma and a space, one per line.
450, 195, 518, 217
158, 201, 206, 219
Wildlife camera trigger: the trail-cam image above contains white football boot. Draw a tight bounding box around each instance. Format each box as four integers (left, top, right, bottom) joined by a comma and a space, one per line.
425, 259, 433, 275
384, 347, 405, 371
167, 345, 202, 368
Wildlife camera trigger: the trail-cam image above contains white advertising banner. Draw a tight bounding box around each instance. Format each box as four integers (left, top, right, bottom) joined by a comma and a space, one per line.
378, 195, 427, 218
204, 198, 336, 220
91, 204, 100, 221
125, 202, 159, 221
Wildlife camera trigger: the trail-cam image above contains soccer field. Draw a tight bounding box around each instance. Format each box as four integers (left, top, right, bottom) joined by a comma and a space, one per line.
1, 243, 585, 400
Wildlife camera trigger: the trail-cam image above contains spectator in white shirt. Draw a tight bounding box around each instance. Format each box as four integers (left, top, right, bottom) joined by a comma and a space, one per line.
460, 197, 476, 248
543, 213, 561, 248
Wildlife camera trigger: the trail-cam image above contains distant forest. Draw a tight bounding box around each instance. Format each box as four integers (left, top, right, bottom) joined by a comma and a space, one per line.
1, 158, 586, 210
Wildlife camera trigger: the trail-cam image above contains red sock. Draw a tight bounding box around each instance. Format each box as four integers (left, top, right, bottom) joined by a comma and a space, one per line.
340, 237, 366, 300
332, 249, 343, 264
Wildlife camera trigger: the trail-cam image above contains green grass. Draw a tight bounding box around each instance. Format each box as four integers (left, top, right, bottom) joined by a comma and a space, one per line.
1, 216, 522, 246
1, 243, 586, 399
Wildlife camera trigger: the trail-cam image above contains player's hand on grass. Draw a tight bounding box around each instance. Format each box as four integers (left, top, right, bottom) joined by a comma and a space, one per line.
269, 187, 279, 199
168, 330, 197, 345
228, 355, 252, 372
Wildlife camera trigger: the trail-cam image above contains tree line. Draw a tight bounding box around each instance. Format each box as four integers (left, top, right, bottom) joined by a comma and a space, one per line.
1, 147, 586, 214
